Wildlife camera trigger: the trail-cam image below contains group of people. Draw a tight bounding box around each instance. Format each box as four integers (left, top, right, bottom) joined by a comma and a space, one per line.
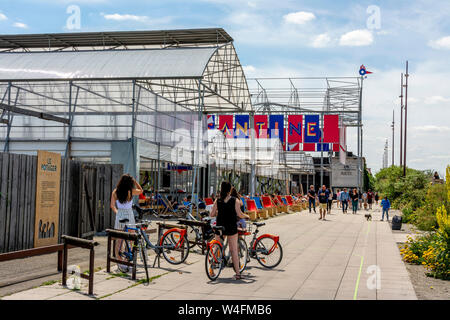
306, 185, 391, 221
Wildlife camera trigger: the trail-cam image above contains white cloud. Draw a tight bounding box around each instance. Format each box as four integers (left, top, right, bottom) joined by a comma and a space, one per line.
412, 125, 450, 133
428, 36, 450, 50
0, 13, 7, 21
13, 22, 28, 29
339, 29, 373, 46
102, 13, 149, 22
243, 65, 256, 73
424, 95, 450, 105
283, 11, 315, 25
311, 33, 331, 48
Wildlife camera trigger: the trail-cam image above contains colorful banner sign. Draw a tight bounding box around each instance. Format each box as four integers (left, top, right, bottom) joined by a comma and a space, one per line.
269, 115, 285, 150
254, 115, 268, 138
287, 115, 303, 151
304, 115, 320, 143
323, 114, 339, 143
218, 115, 233, 138
234, 114, 250, 138
207, 115, 215, 129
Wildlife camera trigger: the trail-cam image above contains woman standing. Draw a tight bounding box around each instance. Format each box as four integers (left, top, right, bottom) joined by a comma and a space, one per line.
350, 189, 359, 214
110, 174, 143, 268
110, 174, 143, 230
210, 181, 249, 280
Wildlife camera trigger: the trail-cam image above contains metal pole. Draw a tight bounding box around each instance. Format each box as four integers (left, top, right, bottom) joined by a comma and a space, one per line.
320, 112, 324, 186
357, 76, 364, 191
403, 61, 409, 177
399, 73, 403, 167
4, 82, 11, 152
391, 108, 395, 166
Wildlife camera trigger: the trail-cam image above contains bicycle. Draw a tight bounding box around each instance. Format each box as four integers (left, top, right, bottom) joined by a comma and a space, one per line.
116, 207, 189, 274
204, 224, 248, 281
239, 222, 283, 268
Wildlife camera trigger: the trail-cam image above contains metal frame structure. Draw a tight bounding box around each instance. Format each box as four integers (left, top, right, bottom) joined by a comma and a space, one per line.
246, 77, 364, 190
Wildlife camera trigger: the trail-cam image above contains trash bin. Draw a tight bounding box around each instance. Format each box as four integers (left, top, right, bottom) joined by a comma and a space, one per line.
391, 215, 402, 230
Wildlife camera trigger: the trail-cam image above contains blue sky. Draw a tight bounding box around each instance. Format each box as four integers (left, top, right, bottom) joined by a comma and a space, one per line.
1, 0, 449, 175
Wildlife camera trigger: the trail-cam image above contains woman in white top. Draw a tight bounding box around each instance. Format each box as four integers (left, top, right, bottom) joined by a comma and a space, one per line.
110, 174, 143, 230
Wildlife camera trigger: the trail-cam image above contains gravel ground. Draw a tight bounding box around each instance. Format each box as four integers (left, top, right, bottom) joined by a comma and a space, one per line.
403, 263, 450, 300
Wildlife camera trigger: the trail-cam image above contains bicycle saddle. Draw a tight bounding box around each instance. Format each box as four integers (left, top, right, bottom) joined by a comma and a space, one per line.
212, 225, 224, 230
253, 222, 265, 227
119, 218, 129, 224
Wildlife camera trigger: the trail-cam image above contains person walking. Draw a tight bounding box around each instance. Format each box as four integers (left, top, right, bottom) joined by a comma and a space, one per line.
362, 191, 368, 210
210, 181, 249, 280
374, 192, 379, 205
327, 188, 333, 214
367, 189, 374, 210
339, 188, 349, 213
336, 189, 341, 208
307, 185, 316, 213
358, 190, 362, 209
350, 188, 359, 214
380, 196, 391, 221
317, 185, 329, 220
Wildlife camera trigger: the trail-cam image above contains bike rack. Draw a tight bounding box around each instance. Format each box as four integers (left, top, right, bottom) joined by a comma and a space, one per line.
177, 219, 210, 254
155, 222, 187, 267
61, 235, 99, 296
105, 229, 149, 282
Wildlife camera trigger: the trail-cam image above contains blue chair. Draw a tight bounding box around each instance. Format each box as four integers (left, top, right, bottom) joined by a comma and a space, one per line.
240, 197, 247, 211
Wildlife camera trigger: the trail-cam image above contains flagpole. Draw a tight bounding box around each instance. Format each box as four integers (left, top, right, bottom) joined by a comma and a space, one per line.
403, 61, 409, 177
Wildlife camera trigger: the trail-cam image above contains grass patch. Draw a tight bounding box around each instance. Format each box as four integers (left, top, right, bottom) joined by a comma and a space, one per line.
41, 279, 59, 286
97, 272, 170, 300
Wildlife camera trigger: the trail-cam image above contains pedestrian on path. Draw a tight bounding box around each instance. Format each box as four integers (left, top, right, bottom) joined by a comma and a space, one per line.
358, 190, 362, 209
380, 196, 391, 221
327, 188, 333, 214
362, 191, 368, 210
375, 192, 379, 205
367, 189, 374, 210
336, 189, 341, 208
339, 188, 349, 213
307, 185, 316, 213
318, 185, 329, 220
210, 181, 250, 280
350, 188, 359, 214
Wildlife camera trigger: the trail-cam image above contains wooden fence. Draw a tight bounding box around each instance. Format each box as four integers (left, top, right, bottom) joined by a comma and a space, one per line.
0, 152, 123, 253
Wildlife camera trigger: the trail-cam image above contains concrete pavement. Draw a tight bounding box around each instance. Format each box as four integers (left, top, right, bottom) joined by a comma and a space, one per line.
1, 204, 417, 300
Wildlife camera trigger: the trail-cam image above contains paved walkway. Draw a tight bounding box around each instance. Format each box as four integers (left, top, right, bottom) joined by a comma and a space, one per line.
1, 205, 417, 300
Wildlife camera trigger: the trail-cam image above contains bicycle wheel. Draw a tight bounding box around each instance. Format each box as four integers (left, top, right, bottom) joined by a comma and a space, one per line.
205, 242, 223, 281
185, 225, 201, 249
254, 237, 283, 268
117, 239, 132, 273
222, 238, 248, 273
161, 229, 190, 265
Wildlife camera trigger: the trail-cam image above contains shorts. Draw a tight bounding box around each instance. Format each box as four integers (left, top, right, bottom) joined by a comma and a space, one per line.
319, 203, 327, 210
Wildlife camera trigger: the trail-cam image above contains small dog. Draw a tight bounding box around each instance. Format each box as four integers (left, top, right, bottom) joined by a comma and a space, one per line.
365, 213, 372, 221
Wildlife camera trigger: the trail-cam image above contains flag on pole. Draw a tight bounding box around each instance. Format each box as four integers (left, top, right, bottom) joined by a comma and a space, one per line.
234, 114, 249, 138
323, 114, 339, 143
339, 122, 347, 165
207, 115, 215, 129
269, 115, 285, 150
287, 115, 302, 151
218, 115, 233, 138
304, 115, 320, 143
254, 115, 268, 138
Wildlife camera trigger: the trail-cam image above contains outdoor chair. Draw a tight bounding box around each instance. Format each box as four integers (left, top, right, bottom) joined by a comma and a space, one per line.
286, 195, 302, 212
252, 197, 271, 218
245, 199, 265, 220
261, 196, 277, 215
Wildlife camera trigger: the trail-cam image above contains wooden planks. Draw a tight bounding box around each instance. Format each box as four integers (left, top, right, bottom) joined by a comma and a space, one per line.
0, 152, 123, 252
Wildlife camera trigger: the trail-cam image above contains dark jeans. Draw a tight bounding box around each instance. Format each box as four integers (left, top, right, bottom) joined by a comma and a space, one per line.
382, 208, 389, 220
309, 198, 316, 212
352, 200, 358, 213
327, 200, 332, 211
342, 200, 348, 212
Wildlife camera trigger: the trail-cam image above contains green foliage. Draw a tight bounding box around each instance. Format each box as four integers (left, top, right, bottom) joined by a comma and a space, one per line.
374, 166, 431, 221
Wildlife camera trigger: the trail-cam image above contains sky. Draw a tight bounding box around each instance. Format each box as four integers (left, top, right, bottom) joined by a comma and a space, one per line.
0, 0, 449, 175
